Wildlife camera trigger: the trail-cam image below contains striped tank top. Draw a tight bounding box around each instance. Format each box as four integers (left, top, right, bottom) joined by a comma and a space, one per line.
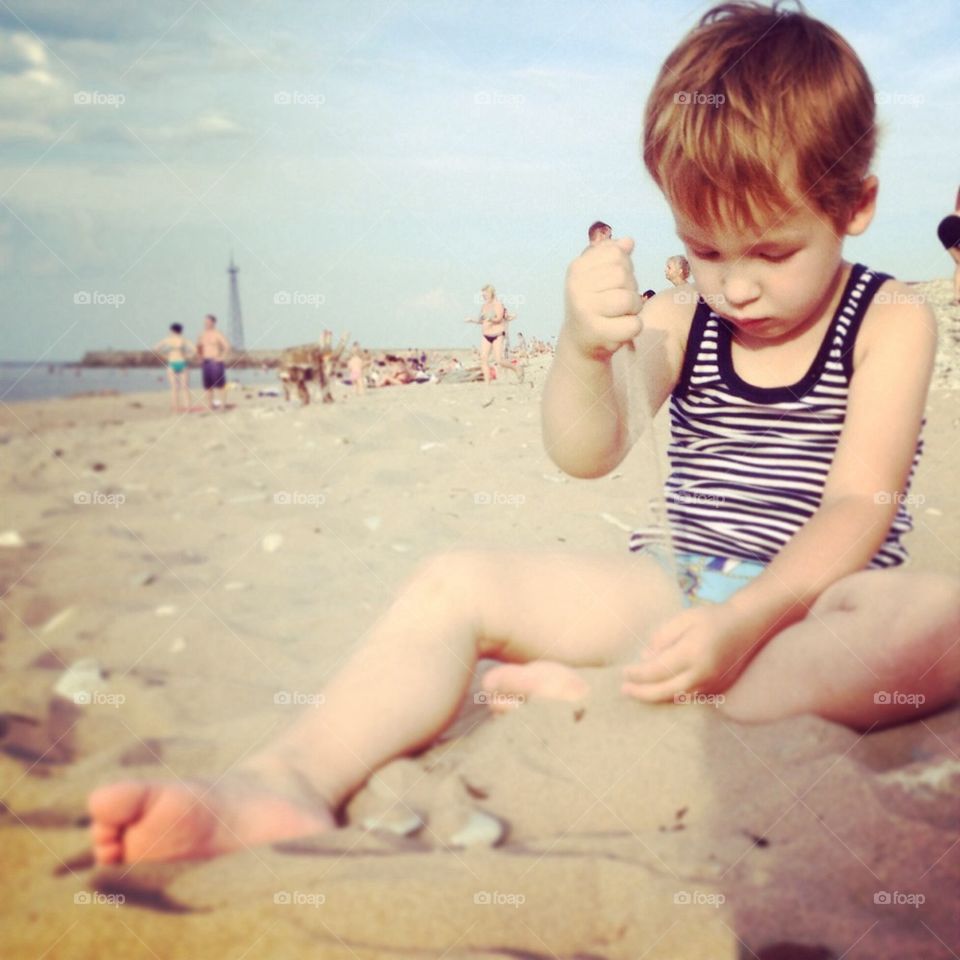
629, 263, 922, 569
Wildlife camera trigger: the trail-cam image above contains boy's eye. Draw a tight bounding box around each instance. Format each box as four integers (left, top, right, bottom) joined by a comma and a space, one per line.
758, 250, 797, 262
690, 249, 718, 260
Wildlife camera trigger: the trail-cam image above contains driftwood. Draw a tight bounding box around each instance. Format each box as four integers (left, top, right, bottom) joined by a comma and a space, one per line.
279, 332, 349, 404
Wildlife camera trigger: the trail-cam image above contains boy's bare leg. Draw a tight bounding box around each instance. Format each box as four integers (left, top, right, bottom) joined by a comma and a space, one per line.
719, 570, 960, 730
89, 550, 678, 864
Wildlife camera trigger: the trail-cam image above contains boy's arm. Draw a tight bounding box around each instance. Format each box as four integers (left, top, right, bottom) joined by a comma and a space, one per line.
727, 288, 936, 641
542, 241, 685, 478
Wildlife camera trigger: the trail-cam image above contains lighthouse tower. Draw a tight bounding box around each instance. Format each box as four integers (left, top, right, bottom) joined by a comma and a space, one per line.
227, 254, 246, 352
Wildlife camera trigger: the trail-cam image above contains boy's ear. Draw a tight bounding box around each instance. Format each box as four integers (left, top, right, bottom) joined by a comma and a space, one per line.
844, 175, 879, 237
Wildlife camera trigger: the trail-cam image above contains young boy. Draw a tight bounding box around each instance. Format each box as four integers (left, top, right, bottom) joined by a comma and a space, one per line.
89, 2, 959, 865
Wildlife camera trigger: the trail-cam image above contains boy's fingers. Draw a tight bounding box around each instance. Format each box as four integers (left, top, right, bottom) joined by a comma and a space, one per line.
621, 675, 693, 703
623, 648, 687, 684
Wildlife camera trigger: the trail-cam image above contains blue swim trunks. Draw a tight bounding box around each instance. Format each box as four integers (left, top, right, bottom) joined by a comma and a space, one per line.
640, 545, 766, 607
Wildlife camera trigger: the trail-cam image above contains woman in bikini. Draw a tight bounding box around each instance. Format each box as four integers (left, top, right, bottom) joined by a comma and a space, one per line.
465, 284, 508, 384
153, 323, 196, 413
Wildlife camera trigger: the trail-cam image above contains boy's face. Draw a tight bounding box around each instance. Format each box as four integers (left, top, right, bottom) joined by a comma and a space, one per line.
674, 199, 853, 342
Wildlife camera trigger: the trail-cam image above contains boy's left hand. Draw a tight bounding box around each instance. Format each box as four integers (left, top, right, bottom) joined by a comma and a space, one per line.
622, 604, 761, 702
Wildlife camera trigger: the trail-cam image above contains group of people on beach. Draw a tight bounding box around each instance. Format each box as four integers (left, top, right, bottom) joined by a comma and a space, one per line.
153, 314, 231, 413
90, 1, 959, 872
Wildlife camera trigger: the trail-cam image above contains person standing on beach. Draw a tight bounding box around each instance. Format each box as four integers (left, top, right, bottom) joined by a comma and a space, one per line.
465, 285, 508, 384
347, 343, 367, 396
153, 323, 195, 413
937, 186, 960, 304
196, 314, 231, 410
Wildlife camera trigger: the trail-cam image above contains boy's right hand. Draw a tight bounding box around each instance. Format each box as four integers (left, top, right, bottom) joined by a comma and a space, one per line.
563, 237, 643, 360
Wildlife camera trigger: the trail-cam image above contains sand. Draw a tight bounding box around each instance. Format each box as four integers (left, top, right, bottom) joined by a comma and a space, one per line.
2, 287, 959, 959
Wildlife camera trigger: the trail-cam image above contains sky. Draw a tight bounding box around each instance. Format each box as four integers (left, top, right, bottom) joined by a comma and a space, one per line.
0, 0, 957, 361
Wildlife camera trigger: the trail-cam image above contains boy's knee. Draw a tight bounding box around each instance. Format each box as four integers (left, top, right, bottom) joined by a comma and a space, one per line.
405, 550, 496, 617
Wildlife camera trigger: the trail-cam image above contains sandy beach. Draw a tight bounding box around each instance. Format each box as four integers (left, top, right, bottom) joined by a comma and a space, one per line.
2, 282, 959, 959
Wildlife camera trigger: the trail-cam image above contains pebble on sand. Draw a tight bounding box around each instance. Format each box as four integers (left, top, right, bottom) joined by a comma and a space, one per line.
0, 530, 25, 547
54, 659, 105, 700
447, 809, 506, 849
262, 533, 284, 553
154, 604, 178, 617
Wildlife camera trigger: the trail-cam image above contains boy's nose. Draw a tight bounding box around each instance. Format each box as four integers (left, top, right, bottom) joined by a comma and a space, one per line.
720, 269, 761, 308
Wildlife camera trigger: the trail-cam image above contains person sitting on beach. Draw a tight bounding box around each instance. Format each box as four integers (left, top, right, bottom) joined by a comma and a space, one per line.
937, 186, 960, 304
196, 314, 231, 411
88, 1, 960, 867
588, 220, 613, 245
464, 285, 508, 384
153, 323, 196, 413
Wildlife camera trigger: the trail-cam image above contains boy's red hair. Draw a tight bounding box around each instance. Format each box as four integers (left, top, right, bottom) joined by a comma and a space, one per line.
643, 1, 876, 234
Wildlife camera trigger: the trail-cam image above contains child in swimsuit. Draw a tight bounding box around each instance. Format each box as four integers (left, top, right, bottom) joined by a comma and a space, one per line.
89, 2, 960, 868
153, 323, 196, 413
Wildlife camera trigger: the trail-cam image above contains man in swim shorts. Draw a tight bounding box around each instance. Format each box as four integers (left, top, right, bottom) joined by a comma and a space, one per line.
196, 313, 231, 410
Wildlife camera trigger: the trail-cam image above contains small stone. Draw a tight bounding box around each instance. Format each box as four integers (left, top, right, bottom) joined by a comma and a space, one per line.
262, 533, 284, 553
0, 530, 24, 548
925, 507, 943, 516
41, 607, 76, 634
420, 442, 442, 451
130, 572, 156, 587
361, 810, 424, 837
391, 542, 411, 553
155, 604, 177, 617
54, 659, 105, 700
363, 517, 382, 532
169, 637, 186, 653
447, 809, 506, 849
224, 581, 246, 591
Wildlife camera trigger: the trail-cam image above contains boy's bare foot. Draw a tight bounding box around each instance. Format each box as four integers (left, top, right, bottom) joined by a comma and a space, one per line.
480, 660, 591, 713
88, 771, 336, 865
